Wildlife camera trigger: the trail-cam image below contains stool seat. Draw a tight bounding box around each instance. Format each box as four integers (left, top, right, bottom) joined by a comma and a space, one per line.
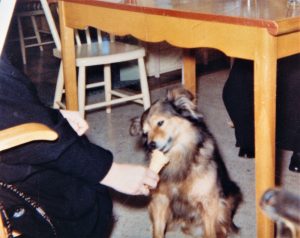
53, 41, 146, 66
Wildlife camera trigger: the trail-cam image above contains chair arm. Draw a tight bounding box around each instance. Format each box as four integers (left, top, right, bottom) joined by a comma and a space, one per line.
0, 123, 58, 152
0, 123, 57, 237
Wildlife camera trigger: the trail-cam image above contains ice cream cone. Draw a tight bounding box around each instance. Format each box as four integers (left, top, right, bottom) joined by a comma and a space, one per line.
149, 150, 169, 173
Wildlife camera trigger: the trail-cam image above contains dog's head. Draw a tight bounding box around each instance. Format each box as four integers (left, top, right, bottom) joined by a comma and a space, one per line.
130, 87, 204, 153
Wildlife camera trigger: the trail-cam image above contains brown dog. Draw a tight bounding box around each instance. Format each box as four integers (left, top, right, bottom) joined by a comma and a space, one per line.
130, 87, 242, 238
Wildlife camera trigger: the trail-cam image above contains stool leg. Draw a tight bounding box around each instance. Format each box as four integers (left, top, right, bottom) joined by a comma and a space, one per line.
31, 15, 43, 52
17, 16, 27, 65
138, 57, 151, 109
104, 64, 112, 113
53, 61, 64, 108
78, 66, 86, 118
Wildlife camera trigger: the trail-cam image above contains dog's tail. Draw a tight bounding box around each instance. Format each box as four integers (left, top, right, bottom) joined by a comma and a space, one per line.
231, 190, 243, 234
227, 180, 243, 234
214, 148, 243, 234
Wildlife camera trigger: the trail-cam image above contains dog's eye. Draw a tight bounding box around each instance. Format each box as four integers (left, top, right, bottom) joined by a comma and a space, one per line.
157, 120, 164, 127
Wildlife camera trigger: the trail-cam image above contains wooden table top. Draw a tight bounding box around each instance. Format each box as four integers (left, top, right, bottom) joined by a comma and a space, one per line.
61, 0, 300, 35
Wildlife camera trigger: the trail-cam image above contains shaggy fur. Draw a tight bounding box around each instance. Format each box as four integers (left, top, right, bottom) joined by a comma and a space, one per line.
130, 87, 242, 238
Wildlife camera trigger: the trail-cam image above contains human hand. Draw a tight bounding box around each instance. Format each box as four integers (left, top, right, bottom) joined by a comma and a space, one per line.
59, 110, 89, 136
101, 163, 159, 196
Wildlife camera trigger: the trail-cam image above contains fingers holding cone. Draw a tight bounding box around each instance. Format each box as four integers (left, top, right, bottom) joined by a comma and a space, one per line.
141, 150, 169, 195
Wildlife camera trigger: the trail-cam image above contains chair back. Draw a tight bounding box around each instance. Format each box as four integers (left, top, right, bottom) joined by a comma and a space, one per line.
74, 27, 115, 46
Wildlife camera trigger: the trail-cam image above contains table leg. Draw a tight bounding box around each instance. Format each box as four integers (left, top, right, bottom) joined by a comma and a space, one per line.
58, 1, 78, 110
254, 30, 277, 238
183, 49, 196, 96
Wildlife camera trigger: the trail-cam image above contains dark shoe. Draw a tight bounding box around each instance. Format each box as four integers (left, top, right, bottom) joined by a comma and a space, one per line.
289, 152, 300, 173
238, 148, 255, 159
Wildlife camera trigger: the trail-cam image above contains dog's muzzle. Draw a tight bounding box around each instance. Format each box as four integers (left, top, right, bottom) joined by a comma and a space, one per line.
147, 141, 157, 150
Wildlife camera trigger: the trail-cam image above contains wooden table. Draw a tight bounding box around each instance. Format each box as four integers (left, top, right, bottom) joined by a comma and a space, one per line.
58, 0, 300, 237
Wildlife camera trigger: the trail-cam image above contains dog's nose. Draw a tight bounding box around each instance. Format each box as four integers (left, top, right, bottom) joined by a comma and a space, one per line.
148, 141, 157, 150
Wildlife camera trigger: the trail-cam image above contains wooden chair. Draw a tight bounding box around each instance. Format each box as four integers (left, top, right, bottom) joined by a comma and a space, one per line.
53, 27, 151, 117
15, 0, 55, 64
0, 123, 58, 237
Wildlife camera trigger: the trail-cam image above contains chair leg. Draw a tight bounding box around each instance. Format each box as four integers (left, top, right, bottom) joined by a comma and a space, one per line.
104, 64, 112, 113
31, 15, 43, 52
53, 61, 64, 108
78, 66, 86, 118
138, 57, 151, 109
17, 16, 27, 65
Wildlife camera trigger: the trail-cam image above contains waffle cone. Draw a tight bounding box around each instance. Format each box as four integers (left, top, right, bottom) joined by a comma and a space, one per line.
149, 150, 169, 173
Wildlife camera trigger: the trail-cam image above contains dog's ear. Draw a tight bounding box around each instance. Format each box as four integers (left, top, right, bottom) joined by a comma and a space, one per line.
129, 116, 142, 136
166, 87, 203, 121
167, 87, 194, 102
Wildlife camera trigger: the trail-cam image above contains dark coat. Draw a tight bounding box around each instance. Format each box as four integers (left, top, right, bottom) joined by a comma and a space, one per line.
0, 57, 113, 238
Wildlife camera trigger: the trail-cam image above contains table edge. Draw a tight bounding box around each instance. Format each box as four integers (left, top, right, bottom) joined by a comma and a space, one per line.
60, 0, 300, 35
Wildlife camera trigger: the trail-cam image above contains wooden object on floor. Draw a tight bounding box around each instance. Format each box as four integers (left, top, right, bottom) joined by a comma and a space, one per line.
260, 188, 300, 238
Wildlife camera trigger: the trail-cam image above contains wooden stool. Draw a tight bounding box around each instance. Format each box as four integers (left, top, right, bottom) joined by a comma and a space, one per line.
16, 0, 54, 64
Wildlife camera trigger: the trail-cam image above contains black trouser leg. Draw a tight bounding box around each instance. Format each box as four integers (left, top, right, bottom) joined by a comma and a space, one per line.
222, 59, 255, 151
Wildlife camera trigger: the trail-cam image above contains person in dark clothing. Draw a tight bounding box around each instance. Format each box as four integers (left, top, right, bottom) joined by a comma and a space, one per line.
0, 57, 159, 238
222, 54, 300, 173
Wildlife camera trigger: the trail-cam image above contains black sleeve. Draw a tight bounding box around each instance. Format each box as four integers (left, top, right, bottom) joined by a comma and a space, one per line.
46, 136, 113, 184
1, 115, 114, 184
0, 57, 113, 184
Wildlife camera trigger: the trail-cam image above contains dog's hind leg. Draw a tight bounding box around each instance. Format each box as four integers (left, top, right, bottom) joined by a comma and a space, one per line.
202, 216, 217, 238
149, 194, 170, 238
